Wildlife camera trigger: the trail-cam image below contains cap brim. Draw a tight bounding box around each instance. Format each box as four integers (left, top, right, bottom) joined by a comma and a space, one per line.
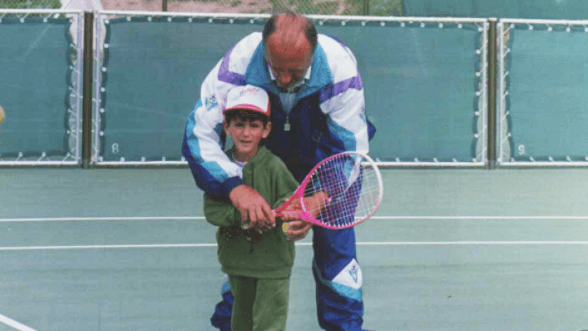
223, 104, 268, 115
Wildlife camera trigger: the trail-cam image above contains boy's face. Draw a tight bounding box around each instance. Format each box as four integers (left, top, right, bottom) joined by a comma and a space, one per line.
224, 117, 271, 161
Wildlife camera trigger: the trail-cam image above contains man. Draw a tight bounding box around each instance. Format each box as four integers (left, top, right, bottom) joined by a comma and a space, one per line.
182, 10, 375, 331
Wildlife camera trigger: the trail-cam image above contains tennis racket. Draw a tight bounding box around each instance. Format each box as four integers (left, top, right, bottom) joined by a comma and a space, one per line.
276, 151, 383, 230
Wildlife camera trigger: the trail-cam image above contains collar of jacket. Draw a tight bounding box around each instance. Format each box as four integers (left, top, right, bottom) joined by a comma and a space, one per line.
243, 42, 334, 101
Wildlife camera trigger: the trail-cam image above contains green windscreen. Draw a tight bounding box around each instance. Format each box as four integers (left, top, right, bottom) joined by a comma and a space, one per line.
402, 0, 588, 20
320, 21, 485, 162
0, 17, 75, 162
98, 17, 263, 162
99, 17, 484, 164
502, 24, 588, 163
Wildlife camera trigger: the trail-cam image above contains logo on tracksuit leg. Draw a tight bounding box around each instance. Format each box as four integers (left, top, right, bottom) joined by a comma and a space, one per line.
349, 264, 360, 283
332, 259, 363, 290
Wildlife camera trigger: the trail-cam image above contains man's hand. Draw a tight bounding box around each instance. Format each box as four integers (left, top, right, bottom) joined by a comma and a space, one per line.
279, 191, 329, 242
302, 191, 329, 217
285, 219, 312, 241
280, 212, 312, 241
282, 191, 329, 216
229, 185, 275, 231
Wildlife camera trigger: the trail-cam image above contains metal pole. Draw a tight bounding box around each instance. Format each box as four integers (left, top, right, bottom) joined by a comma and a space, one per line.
82, 11, 94, 169
163, 0, 168, 12
364, 0, 369, 15
487, 18, 497, 169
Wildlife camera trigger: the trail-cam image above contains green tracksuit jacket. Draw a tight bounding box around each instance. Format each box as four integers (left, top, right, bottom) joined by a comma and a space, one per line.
204, 146, 299, 279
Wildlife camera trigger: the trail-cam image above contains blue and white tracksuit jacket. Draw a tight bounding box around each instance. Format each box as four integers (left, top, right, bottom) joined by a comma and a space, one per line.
182, 32, 375, 331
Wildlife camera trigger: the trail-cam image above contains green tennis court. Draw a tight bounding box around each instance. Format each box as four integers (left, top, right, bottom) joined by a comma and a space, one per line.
1, 168, 588, 331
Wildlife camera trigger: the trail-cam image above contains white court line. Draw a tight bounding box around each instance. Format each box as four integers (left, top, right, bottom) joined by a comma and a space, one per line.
0, 313, 38, 331
0, 216, 206, 222
0, 243, 217, 251
371, 216, 588, 220
362, 241, 588, 245
2, 241, 588, 251
2, 216, 588, 222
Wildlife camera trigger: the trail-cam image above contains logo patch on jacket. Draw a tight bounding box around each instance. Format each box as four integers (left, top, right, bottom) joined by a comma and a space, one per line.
205, 96, 218, 111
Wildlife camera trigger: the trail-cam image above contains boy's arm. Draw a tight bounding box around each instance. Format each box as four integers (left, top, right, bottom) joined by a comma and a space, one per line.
204, 194, 242, 227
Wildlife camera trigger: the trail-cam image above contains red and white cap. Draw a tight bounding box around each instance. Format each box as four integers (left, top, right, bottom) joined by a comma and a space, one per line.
223, 85, 271, 117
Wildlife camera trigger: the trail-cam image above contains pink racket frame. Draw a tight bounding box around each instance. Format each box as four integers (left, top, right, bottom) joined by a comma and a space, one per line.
274, 151, 383, 229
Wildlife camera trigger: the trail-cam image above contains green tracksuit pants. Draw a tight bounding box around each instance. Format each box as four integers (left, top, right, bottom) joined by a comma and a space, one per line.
228, 275, 290, 331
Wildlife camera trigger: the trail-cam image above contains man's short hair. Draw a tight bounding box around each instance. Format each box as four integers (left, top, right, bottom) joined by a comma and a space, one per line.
262, 10, 317, 53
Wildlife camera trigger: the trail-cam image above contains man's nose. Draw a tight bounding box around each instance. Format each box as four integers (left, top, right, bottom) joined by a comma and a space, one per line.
278, 72, 292, 88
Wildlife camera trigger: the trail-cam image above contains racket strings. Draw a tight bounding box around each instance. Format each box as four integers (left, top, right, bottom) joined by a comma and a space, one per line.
303, 154, 381, 228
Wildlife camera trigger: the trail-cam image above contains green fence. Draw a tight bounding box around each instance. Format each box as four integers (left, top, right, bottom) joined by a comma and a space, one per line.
94, 14, 486, 165
0, 10, 82, 164
3, 9, 588, 167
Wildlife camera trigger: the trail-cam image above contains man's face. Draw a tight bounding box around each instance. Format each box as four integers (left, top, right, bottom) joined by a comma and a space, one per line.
265, 34, 313, 89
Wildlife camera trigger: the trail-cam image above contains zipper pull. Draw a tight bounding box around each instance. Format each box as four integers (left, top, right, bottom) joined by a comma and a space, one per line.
284, 120, 291, 132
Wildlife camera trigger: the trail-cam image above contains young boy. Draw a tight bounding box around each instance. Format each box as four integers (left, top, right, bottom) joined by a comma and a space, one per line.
204, 85, 299, 331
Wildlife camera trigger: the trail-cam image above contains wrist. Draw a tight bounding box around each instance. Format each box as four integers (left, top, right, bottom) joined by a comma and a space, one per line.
223, 177, 243, 198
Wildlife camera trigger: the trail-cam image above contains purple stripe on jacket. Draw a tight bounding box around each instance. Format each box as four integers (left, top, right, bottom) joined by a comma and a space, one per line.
319, 75, 363, 104
218, 47, 246, 85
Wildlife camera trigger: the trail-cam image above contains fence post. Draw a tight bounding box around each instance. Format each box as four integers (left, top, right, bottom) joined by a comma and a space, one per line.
82, 11, 94, 169
487, 18, 497, 169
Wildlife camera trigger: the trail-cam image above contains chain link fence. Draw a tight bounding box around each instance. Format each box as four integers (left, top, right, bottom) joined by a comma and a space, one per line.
1, 0, 402, 16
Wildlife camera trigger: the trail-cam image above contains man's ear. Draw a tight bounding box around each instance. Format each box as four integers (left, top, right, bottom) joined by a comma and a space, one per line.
262, 121, 272, 139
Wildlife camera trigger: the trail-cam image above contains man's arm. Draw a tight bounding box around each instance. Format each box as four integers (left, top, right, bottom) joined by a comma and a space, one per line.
282, 37, 373, 240
182, 34, 275, 227
318, 35, 372, 155
182, 59, 242, 198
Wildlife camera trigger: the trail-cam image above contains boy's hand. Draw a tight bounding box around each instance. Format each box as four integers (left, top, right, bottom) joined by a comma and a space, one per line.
229, 185, 275, 231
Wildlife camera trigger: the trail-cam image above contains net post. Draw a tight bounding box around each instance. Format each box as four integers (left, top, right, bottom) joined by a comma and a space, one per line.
82, 11, 94, 169
364, 0, 369, 15
487, 18, 498, 169
163, 0, 168, 12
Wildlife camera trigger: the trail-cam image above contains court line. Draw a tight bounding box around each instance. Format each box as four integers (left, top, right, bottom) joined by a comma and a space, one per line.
370, 216, 588, 220
0, 217, 206, 222
0, 313, 38, 331
2, 216, 588, 222
2, 241, 588, 251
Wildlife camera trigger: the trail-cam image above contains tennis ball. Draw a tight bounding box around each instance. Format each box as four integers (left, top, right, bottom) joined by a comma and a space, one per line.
0, 105, 5, 124
282, 222, 289, 233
